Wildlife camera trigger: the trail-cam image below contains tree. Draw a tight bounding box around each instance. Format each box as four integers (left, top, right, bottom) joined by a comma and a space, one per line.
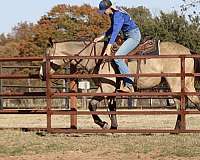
0, 34, 7, 46
38, 4, 110, 41
125, 6, 156, 38
11, 22, 43, 56
152, 11, 200, 51
180, 0, 200, 17
1, 3, 200, 57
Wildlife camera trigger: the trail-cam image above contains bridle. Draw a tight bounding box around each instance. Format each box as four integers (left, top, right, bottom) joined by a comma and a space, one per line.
50, 40, 97, 73
66, 41, 97, 71
42, 40, 98, 85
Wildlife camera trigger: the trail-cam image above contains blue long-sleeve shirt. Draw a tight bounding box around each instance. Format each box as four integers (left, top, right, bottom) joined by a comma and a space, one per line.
106, 10, 138, 44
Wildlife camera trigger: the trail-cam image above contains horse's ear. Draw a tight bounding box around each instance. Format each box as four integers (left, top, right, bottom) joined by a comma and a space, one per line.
48, 37, 54, 48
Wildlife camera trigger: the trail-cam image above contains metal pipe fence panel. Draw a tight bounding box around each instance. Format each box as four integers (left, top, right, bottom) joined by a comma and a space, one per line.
0, 55, 200, 133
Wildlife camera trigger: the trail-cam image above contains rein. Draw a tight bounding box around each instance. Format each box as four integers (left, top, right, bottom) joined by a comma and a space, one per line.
61, 41, 97, 71
49, 40, 97, 86
73, 41, 97, 68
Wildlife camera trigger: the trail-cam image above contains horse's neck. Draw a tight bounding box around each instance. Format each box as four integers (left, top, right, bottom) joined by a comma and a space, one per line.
66, 42, 104, 72
82, 42, 105, 72
54, 41, 104, 71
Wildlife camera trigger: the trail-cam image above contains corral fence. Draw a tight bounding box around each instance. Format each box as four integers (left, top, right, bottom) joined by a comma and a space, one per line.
0, 54, 200, 133
0, 65, 173, 110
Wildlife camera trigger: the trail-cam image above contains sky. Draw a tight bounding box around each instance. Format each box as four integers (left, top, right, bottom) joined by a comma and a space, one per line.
0, 0, 183, 34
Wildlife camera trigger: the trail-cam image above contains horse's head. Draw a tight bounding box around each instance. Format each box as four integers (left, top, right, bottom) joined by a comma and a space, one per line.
39, 58, 61, 81
39, 39, 103, 81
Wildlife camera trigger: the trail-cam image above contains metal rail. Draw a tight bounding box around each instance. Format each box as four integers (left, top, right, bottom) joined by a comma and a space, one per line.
0, 55, 200, 133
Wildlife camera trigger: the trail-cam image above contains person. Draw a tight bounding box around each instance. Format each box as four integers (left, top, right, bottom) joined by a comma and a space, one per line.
94, 0, 141, 93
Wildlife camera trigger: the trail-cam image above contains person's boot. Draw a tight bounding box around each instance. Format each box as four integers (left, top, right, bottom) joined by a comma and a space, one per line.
117, 82, 134, 93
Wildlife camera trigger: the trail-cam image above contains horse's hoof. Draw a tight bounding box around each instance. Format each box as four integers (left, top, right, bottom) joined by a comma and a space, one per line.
102, 122, 109, 130
110, 126, 117, 130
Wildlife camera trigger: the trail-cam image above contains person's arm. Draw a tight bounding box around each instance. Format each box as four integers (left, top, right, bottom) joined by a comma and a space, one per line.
104, 12, 124, 56
108, 12, 124, 44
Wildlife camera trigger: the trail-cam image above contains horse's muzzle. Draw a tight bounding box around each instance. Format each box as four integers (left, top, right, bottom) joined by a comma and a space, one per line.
39, 63, 46, 81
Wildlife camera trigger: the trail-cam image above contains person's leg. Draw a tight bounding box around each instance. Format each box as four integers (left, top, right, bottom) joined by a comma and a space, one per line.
114, 28, 141, 86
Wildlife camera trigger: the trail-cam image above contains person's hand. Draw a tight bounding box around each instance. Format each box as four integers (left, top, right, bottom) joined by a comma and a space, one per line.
94, 37, 101, 43
94, 35, 105, 43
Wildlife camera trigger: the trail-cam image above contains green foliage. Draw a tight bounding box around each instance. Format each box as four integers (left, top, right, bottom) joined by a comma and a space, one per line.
125, 6, 156, 37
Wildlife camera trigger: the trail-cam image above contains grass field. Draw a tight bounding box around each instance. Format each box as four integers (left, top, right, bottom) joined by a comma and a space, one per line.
0, 130, 200, 160
0, 111, 200, 159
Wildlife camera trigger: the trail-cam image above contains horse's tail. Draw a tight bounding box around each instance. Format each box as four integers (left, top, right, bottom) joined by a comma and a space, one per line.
191, 50, 200, 81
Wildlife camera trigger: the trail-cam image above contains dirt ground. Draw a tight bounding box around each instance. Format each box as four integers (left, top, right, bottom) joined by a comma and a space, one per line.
0, 111, 200, 160
1, 152, 200, 160
0, 111, 199, 129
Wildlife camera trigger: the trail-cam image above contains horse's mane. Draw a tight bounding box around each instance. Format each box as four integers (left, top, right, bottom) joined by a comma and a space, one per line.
48, 37, 92, 46
190, 50, 200, 55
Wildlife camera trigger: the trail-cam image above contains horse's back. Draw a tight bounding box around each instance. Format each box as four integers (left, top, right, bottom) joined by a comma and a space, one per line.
160, 42, 191, 55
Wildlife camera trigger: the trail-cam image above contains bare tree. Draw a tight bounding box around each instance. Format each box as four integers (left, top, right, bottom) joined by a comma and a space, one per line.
180, 0, 200, 17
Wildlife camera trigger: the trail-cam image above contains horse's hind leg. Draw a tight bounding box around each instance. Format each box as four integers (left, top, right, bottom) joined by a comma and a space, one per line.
108, 97, 118, 129
185, 77, 200, 110
88, 96, 109, 129
166, 77, 185, 130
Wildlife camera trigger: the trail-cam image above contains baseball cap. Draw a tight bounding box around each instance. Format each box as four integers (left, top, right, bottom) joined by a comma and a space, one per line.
98, 0, 112, 14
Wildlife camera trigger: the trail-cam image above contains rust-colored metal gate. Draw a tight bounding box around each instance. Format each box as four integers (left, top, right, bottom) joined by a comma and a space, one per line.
0, 54, 200, 134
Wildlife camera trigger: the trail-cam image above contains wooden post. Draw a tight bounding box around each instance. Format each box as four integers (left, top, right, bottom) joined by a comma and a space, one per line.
70, 64, 77, 129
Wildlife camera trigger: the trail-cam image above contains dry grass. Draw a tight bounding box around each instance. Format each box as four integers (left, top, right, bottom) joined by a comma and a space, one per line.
0, 111, 200, 129
0, 111, 200, 159
0, 130, 200, 159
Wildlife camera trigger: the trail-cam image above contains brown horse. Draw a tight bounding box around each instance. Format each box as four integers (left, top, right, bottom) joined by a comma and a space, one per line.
39, 40, 200, 129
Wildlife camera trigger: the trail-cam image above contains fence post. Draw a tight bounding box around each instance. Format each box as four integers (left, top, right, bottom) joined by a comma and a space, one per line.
180, 56, 186, 131
70, 64, 77, 129
63, 67, 69, 109
46, 53, 52, 133
0, 63, 2, 110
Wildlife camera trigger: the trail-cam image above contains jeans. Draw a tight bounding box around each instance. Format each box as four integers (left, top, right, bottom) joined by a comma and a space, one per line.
114, 27, 141, 86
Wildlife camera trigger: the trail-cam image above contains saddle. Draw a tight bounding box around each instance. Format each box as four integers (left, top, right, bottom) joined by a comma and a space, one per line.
113, 36, 160, 59
130, 38, 160, 56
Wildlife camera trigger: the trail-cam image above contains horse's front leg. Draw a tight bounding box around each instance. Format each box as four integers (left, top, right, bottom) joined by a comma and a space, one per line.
89, 96, 109, 129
